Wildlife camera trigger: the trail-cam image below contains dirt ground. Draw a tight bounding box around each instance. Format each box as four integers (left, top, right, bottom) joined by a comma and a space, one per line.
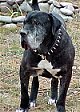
0, 14, 80, 112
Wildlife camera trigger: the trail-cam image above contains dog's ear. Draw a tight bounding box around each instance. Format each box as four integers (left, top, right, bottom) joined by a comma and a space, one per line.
48, 13, 61, 35
32, 0, 40, 11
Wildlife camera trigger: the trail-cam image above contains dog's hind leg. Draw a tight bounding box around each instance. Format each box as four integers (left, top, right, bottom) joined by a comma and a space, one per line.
29, 76, 39, 108
56, 68, 72, 112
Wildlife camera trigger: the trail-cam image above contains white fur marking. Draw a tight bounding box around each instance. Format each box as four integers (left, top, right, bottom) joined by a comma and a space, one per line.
30, 102, 36, 108
48, 98, 56, 106
16, 108, 28, 112
38, 59, 53, 69
37, 59, 61, 77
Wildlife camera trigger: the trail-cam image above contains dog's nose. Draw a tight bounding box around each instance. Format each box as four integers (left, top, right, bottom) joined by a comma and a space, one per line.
20, 32, 26, 37
20, 29, 28, 36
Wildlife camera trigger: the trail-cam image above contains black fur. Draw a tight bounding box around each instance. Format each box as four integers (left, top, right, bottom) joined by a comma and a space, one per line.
18, 1, 75, 112
32, 0, 40, 11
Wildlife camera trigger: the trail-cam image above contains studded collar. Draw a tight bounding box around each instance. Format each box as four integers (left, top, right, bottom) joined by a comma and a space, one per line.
47, 28, 62, 56
34, 27, 62, 59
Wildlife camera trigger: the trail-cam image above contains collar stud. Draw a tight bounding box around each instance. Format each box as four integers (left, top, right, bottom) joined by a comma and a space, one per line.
56, 39, 60, 43
58, 32, 62, 36
34, 50, 37, 52
48, 52, 50, 55
59, 28, 61, 32
55, 43, 58, 46
53, 47, 56, 50
58, 36, 61, 39
51, 50, 53, 53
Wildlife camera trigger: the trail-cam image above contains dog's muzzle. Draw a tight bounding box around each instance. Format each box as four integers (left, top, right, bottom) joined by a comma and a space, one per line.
20, 29, 30, 49
20, 27, 45, 50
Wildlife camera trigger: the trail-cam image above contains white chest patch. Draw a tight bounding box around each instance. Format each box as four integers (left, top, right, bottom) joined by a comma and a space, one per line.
37, 59, 61, 78
38, 59, 53, 69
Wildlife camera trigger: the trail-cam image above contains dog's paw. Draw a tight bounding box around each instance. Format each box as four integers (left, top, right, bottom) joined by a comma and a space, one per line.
48, 98, 56, 106
30, 101, 36, 108
16, 108, 28, 112
56, 105, 65, 112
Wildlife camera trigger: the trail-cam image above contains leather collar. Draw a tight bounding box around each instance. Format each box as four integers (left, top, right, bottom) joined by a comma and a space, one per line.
47, 28, 62, 56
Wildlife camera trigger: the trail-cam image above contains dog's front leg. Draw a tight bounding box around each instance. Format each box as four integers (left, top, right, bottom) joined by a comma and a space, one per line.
29, 76, 39, 108
19, 65, 30, 112
48, 77, 58, 105
16, 64, 30, 112
56, 68, 72, 112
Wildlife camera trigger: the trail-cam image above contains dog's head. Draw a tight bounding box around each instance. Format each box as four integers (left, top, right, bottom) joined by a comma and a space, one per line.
20, 11, 61, 54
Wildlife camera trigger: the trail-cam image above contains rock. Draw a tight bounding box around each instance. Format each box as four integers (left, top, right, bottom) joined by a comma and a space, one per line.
7, 0, 15, 5
75, 8, 80, 13
12, 16, 25, 23
65, 4, 74, 12
0, 0, 6, 2
39, 3, 49, 13
52, 7, 73, 21
0, 2, 11, 13
2, 23, 17, 28
73, 4, 78, 9
15, 0, 24, 5
38, 0, 48, 2
60, 2, 73, 7
52, 7, 61, 14
0, 16, 12, 23
49, 4, 54, 12
48, 0, 53, 5
60, 8, 73, 16
19, 1, 32, 12
59, 13, 73, 21
7, 0, 24, 5
17, 22, 23, 27
53, 0, 61, 8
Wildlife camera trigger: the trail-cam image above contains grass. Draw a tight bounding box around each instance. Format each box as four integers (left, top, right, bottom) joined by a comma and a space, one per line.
0, 13, 80, 112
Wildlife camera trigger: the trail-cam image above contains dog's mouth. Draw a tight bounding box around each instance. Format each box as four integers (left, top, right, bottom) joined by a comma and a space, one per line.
21, 40, 31, 50
21, 34, 44, 51
21, 39, 41, 52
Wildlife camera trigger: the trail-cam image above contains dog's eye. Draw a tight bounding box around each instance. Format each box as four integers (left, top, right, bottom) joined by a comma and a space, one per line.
36, 21, 40, 25
32, 19, 36, 24
32, 19, 40, 25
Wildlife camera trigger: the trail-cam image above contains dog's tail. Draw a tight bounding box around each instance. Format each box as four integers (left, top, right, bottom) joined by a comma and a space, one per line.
32, 0, 40, 11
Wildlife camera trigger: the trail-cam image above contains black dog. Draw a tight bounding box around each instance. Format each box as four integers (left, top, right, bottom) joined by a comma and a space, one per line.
16, 1, 75, 112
